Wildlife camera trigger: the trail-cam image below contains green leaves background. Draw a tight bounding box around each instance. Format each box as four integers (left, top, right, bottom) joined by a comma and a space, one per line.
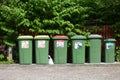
0, 0, 120, 46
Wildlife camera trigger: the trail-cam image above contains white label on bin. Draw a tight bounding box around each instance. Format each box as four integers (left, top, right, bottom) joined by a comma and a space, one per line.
21, 41, 29, 48
106, 43, 114, 49
75, 42, 82, 49
57, 40, 64, 47
38, 40, 45, 48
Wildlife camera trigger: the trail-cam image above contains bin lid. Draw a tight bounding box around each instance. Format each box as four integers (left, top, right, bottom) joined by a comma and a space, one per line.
53, 35, 68, 40
17, 35, 33, 40
104, 38, 116, 42
34, 35, 50, 40
88, 34, 102, 39
71, 35, 86, 40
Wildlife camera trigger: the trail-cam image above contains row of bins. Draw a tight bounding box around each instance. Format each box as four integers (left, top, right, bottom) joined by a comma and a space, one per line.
17, 34, 116, 64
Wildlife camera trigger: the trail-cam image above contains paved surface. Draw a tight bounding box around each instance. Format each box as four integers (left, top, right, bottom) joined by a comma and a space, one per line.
0, 63, 120, 80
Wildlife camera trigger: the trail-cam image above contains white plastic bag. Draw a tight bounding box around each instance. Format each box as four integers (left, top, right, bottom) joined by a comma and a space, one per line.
48, 55, 54, 64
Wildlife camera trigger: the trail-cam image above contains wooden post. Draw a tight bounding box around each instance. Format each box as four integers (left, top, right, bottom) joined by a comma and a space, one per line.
7, 47, 13, 59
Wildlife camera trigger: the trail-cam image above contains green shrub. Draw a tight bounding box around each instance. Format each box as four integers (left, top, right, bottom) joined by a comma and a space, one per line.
0, 54, 5, 61
0, 53, 14, 64
6, 57, 14, 64
116, 46, 120, 62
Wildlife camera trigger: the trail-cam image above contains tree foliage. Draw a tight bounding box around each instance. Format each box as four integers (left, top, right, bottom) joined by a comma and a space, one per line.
0, 0, 120, 46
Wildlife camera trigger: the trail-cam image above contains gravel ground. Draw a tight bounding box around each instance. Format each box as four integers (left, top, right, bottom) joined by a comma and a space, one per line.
0, 63, 120, 80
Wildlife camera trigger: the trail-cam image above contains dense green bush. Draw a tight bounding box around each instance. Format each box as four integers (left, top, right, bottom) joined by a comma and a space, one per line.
116, 46, 120, 62
0, 54, 5, 61
0, 0, 120, 47
0, 53, 14, 64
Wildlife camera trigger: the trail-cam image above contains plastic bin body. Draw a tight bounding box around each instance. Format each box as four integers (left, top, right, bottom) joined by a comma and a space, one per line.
53, 35, 68, 64
18, 36, 33, 64
89, 34, 102, 63
71, 35, 86, 64
34, 35, 50, 64
104, 39, 116, 63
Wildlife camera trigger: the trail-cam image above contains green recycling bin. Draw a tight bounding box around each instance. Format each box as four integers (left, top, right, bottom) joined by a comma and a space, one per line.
88, 34, 102, 63
104, 39, 116, 63
71, 35, 86, 64
53, 35, 68, 64
18, 36, 33, 64
34, 35, 50, 64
